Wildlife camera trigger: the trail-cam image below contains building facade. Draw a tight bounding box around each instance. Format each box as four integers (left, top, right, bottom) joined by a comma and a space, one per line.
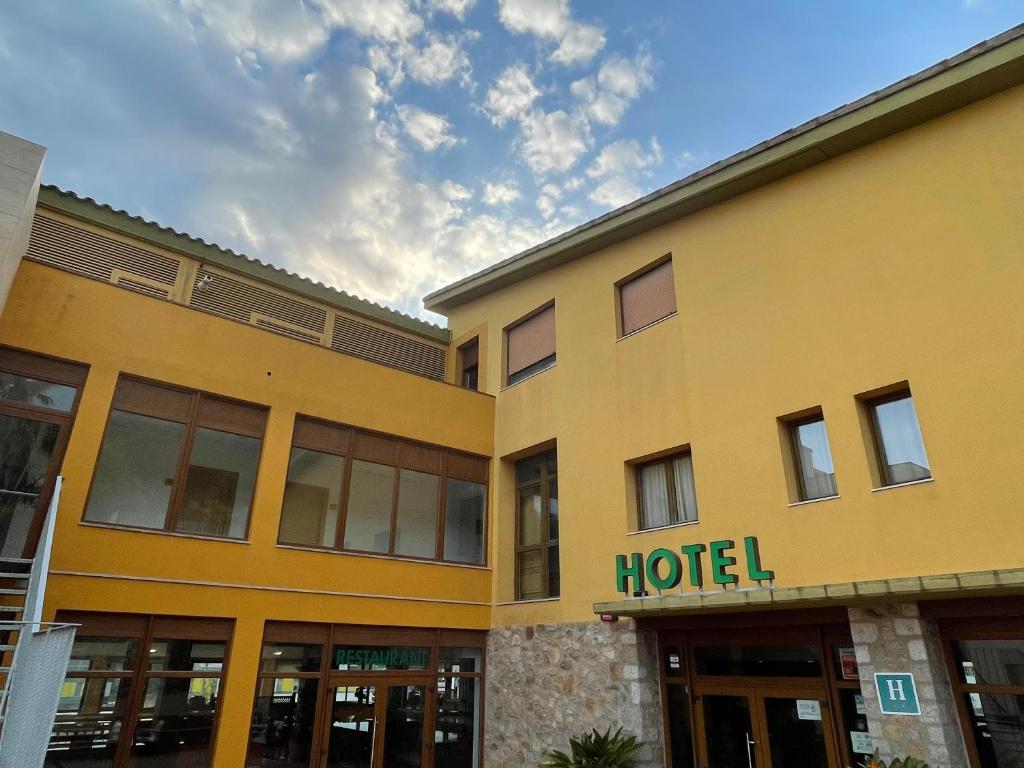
0, 22, 1022, 768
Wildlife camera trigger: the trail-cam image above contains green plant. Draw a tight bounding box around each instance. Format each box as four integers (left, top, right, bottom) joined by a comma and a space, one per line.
540, 727, 643, 768
859, 749, 929, 768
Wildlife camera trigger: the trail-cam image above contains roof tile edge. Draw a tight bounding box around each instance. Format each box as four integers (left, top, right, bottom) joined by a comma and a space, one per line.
37, 185, 451, 344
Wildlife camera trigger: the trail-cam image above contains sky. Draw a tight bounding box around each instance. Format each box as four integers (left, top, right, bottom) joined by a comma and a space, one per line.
1, 1, 1021, 323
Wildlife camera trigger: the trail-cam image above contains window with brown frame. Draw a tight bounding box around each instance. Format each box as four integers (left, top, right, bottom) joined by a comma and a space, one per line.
84, 376, 267, 539
514, 448, 559, 600
457, 338, 479, 391
618, 257, 677, 337
279, 417, 489, 565
246, 622, 486, 768
505, 303, 555, 386
636, 451, 698, 530
786, 412, 838, 501
0, 346, 87, 557
47, 612, 232, 768
864, 387, 931, 487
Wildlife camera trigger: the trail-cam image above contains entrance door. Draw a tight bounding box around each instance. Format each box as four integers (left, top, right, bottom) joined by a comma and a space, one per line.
697, 687, 837, 768
324, 681, 430, 768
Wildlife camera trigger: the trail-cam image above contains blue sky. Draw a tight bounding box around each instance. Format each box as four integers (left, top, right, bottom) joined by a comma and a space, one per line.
1, 1, 1021, 322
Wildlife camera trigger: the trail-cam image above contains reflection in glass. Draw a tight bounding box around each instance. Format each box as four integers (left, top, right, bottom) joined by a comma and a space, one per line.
872, 395, 931, 485
326, 686, 376, 768
383, 685, 426, 768
443, 479, 485, 565
146, 639, 226, 672
436, 677, 479, 768
792, 419, 837, 500
259, 643, 323, 674
0, 413, 59, 556
246, 677, 320, 768
702, 695, 756, 768
954, 639, 1024, 687
68, 637, 138, 672
763, 697, 829, 768
85, 411, 185, 530
695, 644, 822, 677
46, 677, 132, 768
344, 460, 395, 553
280, 448, 343, 546
333, 645, 430, 672
177, 427, 261, 538
0, 371, 77, 411
665, 684, 694, 768
517, 549, 544, 601
439, 647, 482, 674
394, 469, 439, 558
963, 692, 1024, 768
129, 677, 219, 766
517, 488, 543, 546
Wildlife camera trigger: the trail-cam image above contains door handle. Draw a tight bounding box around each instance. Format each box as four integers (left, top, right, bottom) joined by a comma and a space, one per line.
745, 731, 756, 768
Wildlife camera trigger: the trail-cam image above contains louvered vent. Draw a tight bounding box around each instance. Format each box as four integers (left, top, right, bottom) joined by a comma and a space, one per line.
331, 314, 446, 380
188, 268, 326, 344
25, 214, 179, 298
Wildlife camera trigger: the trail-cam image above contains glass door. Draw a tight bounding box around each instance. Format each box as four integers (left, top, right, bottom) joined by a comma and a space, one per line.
325, 684, 378, 768
381, 684, 428, 768
0, 411, 65, 557
697, 688, 837, 768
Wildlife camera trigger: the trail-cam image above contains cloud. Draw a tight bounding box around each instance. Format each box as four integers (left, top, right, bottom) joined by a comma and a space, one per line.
536, 183, 560, 218
482, 64, 541, 126
519, 109, 592, 175
318, 0, 423, 42
396, 104, 461, 151
426, 0, 476, 19
179, 0, 331, 63
369, 30, 476, 92
441, 180, 473, 201
498, 0, 605, 66
587, 137, 662, 208
571, 48, 654, 126
482, 181, 520, 205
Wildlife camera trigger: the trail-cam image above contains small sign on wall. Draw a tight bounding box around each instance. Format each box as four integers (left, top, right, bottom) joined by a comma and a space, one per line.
850, 731, 875, 754
875, 672, 921, 716
796, 699, 822, 721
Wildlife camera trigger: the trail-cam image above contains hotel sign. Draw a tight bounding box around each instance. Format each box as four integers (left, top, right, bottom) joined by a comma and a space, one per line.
615, 536, 774, 594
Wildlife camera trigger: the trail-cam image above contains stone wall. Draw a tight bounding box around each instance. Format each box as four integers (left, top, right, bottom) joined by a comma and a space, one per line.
485, 619, 665, 768
849, 603, 969, 768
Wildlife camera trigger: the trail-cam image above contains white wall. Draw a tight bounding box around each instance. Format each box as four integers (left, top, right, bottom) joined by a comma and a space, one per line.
0, 130, 45, 317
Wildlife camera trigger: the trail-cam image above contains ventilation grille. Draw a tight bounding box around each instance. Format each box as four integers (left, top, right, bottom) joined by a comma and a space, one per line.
25, 214, 180, 297
188, 268, 326, 344
331, 314, 446, 380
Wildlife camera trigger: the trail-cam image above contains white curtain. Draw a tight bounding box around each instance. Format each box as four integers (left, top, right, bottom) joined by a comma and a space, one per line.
639, 463, 670, 528
672, 454, 698, 523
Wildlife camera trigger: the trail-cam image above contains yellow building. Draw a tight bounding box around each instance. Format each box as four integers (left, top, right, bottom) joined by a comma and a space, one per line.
0, 21, 1021, 768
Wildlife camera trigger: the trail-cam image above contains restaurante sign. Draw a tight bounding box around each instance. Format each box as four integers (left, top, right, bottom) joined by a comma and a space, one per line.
615, 536, 774, 594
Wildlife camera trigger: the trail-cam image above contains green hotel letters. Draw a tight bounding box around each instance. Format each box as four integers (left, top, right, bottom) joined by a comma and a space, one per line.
615, 536, 774, 594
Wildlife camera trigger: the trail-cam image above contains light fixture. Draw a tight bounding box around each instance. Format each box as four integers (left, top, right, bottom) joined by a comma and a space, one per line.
273, 651, 283, 656
149, 648, 157, 653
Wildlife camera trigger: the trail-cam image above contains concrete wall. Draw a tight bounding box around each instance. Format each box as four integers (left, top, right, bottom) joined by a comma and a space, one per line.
0, 131, 44, 316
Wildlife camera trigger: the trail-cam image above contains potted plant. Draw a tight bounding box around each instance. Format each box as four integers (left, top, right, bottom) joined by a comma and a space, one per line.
540, 727, 643, 768
860, 749, 929, 768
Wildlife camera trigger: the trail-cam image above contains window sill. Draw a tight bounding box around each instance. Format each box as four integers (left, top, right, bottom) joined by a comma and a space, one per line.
275, 543, 490, 570
872, 477, 934, 492
501, 362, 556, 391
494, 596, 560, 606
627, 519, 699, 536
787, 494, 840, 507
79, 521, 250, 544
617, 311, 678, 341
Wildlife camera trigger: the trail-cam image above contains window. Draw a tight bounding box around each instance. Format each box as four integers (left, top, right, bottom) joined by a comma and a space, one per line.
789, 415, 837, 501
48, 612, 231, 768
458, 338, 479, 391
436, 646, 484, 768
866, 389, 931, 486
505, 303, 555, 386
618, 257, 677, 337
637, 452, 698, 529
514, 449, 559, 600
84, 377, 266, 539
0, 347, 86, 557
279, 417, 488, 564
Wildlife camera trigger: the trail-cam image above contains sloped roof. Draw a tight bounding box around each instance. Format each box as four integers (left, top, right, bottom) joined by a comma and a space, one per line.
424, 23, 1024, 313
37, 185, 450, 343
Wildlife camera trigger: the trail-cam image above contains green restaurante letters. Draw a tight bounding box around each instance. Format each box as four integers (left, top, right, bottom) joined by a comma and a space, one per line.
615, 536, 774, 594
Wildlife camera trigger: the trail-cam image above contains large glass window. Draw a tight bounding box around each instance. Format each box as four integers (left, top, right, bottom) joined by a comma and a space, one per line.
278, 417, 488, 564
437, 648, 483, 768
84, 377, 266, 539
247, 641, 323, 768
515, 449, 559, 600
637, 451, 698, 529
790, 416, 838, 501
47, 614, 230, 768
866, 390, 931, 486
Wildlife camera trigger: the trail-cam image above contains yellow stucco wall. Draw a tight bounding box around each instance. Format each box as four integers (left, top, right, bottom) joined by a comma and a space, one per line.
0, 260, 495, 765
444, 84, 1024, 627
